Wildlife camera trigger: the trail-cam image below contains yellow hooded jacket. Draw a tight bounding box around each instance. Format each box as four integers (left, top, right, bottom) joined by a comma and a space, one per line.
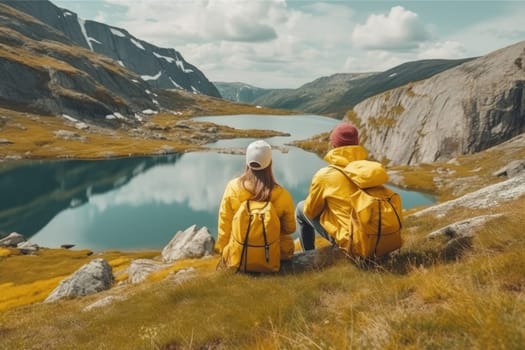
217, 178, 296, 260
303, 145, 371, 249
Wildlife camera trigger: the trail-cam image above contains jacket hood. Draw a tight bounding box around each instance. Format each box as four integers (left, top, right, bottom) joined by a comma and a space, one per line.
323, 145, 368, 167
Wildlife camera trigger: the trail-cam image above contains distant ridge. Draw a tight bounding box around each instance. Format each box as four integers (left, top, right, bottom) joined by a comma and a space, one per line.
216, 59, 473, 117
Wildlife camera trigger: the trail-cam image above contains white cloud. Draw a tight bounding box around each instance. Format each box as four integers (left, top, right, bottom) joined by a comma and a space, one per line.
101, 0, 285, 45
94, 12, 107, 23
443, 4, 525, 58
96, 0, 356, 88
417, 41, 466, 60
352, 6, 429, 51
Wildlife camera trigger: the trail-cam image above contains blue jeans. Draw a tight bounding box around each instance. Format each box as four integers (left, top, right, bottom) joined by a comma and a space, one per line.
296, 200, 335, 251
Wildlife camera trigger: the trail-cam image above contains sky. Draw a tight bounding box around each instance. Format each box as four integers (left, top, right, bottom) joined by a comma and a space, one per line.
52, 0, 525, 89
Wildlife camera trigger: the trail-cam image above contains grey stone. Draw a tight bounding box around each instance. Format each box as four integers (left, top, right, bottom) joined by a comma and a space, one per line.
427, 214, 504, 240
0, 232, 25, 247
127, 259, 170, 284
161, 225, 215, 263
54, 130, 86, 141
75, 122, 89, 130
414, 174, 525, 218
493, 160, 525, 178
83, 295, 126, 312
17, 240, 39, 254
45, 258, 114, 302
158, 145, 176, 154
279, 246, 344, 274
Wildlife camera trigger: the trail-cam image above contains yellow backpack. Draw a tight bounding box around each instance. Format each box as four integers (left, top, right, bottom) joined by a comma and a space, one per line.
223, 200, 281, 272
331, 161, 403, 258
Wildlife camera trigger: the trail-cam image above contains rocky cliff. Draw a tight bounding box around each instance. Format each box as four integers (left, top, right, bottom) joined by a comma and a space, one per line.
0, 2, 159, 123
352, 41, 525, 165
1, 0, 220, 98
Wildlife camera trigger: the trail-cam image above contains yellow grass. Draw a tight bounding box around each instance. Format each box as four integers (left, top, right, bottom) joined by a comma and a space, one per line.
0, 276, 66, 312
0, 177, 524, 349
1, 69, 524, 347
0, 248, 159, 312
0, 247, 15, 258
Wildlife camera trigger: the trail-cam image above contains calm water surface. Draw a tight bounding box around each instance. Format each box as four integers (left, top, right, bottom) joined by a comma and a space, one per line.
0, 114, 434, 250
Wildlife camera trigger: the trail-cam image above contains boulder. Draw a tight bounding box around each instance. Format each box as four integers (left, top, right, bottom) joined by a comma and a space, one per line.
493, 160, 525, 178
0, 232, 25, 247
161, 225, 215, 263
426, 214, 505, 260
17, 241, 39, 254
427, 214, 504, 240
279, 246, 344, 274
45, 258, 114, 303
128, 259, 171, 284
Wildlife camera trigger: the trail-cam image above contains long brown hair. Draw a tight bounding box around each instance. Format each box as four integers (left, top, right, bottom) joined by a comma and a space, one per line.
239, 163, 278, 201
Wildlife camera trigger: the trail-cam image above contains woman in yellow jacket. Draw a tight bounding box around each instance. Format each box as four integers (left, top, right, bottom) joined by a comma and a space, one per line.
216, 140, 296, 271
297, 122, 369, 251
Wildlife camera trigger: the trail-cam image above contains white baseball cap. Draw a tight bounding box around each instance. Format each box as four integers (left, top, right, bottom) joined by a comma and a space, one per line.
246, 140, 272, 170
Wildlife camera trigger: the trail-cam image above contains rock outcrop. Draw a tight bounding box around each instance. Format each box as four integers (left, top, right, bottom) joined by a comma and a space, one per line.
0, 232, 25, 246
414, 173, 525, 218
0, 2, 156, 122
45, 258, 114, 302
427, 214, 504, 240
161, 225, 215, 263
127, 259, 170, 284
352, 41, 525, 165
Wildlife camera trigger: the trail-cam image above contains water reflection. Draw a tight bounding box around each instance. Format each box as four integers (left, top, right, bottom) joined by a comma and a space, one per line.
0, 155, 179, 239
0, 114, 435, 251
25, 149, 328, 250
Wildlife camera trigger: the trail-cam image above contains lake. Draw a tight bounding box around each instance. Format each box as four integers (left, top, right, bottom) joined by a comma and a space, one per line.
0, 114, 434, 251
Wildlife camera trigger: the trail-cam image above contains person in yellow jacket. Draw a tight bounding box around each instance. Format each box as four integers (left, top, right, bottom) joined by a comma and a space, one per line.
216, 140, 296, 264
296, 122, 369, 250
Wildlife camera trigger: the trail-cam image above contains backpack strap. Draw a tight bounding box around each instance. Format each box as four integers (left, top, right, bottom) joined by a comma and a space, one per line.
250, 200, 271, 263
374, 200, 382, 256
261, 212, 270, 263
238, 200, 253, 273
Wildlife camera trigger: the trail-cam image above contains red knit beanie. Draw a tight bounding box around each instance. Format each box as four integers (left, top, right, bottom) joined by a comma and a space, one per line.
329, 123, 359, 147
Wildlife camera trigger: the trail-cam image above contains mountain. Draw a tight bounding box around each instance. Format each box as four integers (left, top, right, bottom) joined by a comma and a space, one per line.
222, 60, 472, 117
213, 82, 272, 104
351, 40, 525, 165
0, 0, 220, 98
0, 2, 159, 124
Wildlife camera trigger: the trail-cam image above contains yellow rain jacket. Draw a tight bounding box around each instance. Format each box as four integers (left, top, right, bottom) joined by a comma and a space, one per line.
303, 145, 371, 249
217, 178, 296, 260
